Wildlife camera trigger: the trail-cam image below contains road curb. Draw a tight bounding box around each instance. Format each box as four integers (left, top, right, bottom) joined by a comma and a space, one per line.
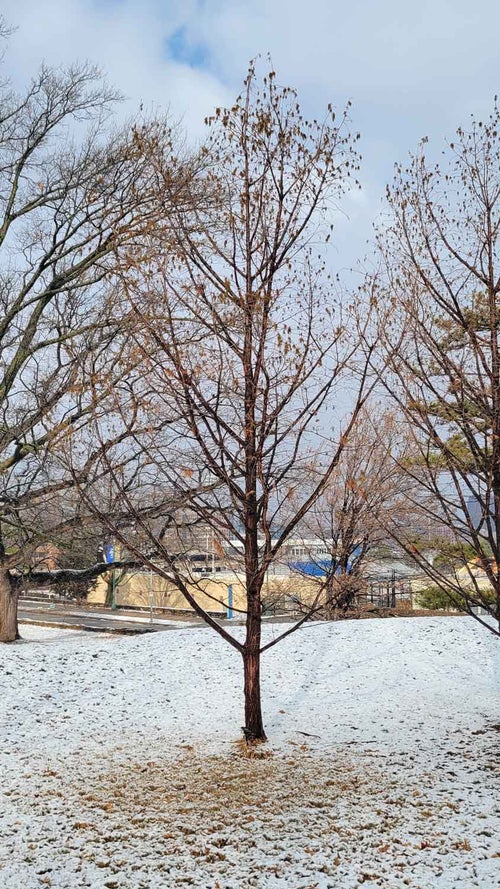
19, 618, 156, 635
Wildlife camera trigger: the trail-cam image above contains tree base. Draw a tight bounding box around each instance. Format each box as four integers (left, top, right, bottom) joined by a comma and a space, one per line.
0, 572, 19, 643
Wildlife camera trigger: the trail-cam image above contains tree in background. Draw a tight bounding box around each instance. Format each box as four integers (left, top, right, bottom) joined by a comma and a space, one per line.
0, 49, 183, 641
87, 64, 375, 740
295, 407, 412, 617
374, 101, 500, 636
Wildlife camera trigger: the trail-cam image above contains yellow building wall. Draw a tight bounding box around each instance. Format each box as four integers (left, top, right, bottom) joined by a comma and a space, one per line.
89, 570, 323, 614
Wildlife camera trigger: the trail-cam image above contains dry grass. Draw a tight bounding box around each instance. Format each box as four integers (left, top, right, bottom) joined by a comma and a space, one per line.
2, 738, 495, 888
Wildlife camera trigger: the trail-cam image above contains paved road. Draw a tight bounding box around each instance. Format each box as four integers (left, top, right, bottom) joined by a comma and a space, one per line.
18, 603, 202, 634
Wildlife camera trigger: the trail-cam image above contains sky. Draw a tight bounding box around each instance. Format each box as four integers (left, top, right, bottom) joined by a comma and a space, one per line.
1, 0, 499, 273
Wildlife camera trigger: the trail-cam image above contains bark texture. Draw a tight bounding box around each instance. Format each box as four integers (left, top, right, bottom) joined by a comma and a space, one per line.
243, 645, 266, 741
0, 569, 19, 642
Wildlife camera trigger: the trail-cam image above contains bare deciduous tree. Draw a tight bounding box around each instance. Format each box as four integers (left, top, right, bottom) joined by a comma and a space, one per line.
296, 407, 411, 617
91, 64, 375, 740
373, 101, 500, 636
0, 55, 181, 641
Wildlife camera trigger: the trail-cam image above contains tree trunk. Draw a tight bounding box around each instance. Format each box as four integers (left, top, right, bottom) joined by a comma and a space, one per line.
0, 569, 20, 642
324, 575, 337, 620
105, 575, 114, 608
243, 645, 266, 741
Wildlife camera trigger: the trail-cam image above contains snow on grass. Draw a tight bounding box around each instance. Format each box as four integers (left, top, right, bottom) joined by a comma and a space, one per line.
0, 616, 499, 887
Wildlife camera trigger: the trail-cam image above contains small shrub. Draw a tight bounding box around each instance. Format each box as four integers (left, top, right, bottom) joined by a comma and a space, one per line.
416, 586, 466, 612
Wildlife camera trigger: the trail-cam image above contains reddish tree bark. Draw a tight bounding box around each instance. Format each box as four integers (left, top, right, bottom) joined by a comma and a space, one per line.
243, 654, 265, 741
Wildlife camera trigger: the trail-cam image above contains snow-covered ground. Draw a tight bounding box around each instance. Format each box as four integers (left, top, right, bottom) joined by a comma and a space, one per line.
0, 616, 499, 888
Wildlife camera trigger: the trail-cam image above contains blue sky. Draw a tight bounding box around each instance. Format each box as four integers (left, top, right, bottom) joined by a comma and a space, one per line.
2, 0, 498, 271
166, 25, 209, 70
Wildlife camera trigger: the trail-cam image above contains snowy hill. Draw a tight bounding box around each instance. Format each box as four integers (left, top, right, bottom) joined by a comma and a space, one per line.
1, 617, 499, 887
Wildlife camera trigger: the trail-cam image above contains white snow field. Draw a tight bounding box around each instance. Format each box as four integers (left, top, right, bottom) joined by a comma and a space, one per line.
1, 616, 499, 888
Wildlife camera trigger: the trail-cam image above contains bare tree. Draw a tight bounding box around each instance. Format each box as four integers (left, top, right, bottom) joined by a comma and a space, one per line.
89, 64, 375, 740
373, 100, 500, 637
0, 53, 184, 641
295, 407, 411, 617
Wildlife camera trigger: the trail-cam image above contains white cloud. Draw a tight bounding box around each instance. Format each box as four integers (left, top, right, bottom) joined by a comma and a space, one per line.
1, 0, 231, 139
1, 0, 498, 268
